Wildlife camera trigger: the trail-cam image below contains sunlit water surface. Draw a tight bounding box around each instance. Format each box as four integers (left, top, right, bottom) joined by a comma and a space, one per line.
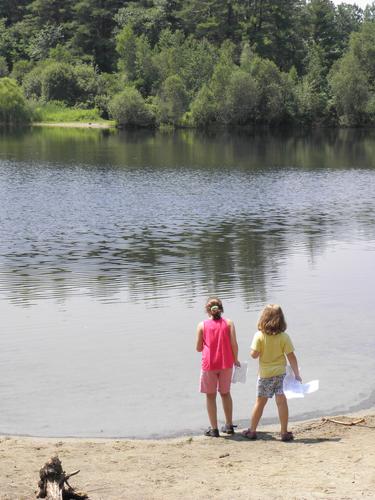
0, 127, 375, 437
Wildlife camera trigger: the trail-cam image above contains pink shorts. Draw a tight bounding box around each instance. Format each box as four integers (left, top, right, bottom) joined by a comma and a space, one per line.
200, 368, 233, 394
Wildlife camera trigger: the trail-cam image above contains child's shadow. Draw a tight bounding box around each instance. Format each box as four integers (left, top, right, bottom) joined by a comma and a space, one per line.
224, 432, 341, 444
294, 437, 341, 444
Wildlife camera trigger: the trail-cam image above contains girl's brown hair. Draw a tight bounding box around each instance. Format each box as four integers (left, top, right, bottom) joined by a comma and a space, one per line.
257, 304, 287, 335
205, 297, 224, 318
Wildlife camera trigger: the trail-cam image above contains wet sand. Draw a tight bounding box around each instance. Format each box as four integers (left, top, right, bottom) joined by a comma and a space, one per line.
1, 410, 374, 499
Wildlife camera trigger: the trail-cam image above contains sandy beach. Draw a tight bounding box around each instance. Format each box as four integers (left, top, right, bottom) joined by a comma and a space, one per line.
1, 410, 374, 500
32, 122, 114, 129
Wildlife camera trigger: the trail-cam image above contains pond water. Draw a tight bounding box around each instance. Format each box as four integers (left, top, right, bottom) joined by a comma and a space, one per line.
0, 126, 375, 438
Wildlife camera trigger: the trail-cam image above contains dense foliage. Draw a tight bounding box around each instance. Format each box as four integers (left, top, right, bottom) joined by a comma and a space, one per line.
0, 76, 31, 123
1, 0, 375, 127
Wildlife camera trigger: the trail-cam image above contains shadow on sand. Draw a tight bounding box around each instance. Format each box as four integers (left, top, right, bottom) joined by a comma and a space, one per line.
222, 432, 341, 444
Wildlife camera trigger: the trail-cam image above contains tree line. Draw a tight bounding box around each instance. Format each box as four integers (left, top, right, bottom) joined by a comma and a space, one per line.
1, 0, 375, 127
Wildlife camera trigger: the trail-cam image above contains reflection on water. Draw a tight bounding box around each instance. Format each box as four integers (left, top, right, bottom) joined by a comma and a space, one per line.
1, 127, 375, 306
1, 127, 375, 437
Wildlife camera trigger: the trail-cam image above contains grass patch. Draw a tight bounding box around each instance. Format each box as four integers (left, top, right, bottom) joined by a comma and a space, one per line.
32, 101, 113, 124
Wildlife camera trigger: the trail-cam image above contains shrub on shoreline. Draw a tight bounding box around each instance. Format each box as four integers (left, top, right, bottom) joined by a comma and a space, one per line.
108, 87, 155, 127
0, 77, 32, 124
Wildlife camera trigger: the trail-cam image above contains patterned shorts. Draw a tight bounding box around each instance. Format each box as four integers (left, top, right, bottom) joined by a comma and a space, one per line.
257, 374, 286, 398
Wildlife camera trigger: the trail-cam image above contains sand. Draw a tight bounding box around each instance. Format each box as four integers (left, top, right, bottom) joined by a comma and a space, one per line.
32, 122, 114, 129
0, 410, 374, 500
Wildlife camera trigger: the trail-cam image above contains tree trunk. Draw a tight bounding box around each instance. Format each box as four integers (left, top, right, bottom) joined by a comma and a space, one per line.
37, 456, 88, 500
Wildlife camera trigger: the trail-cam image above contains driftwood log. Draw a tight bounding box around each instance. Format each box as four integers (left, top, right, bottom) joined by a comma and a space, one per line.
322, 417, 365, 426
37, 456, 88, 500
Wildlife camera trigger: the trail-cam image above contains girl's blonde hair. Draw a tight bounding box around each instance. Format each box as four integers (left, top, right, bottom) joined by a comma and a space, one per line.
205, 297, 224, 318
257, 304, 287, 335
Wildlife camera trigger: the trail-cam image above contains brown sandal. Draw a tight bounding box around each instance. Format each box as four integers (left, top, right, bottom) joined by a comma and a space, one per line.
281, 431, 294, 442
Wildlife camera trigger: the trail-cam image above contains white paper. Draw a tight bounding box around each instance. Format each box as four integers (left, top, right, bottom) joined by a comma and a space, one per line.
232, 362, 248, 383
303, 379, 319, 394
283, 366, 319, 399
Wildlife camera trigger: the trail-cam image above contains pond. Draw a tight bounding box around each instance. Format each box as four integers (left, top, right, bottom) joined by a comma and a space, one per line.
0, 126, 375, 438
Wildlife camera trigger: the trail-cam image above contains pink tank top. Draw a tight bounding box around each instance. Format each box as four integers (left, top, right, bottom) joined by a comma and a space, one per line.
201, 317, 234, 371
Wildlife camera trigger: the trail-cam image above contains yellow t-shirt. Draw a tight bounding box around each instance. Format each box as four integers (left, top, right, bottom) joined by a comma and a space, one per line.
251, 331, 294, 378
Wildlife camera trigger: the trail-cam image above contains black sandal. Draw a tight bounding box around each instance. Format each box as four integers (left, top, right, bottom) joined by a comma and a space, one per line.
204, 427, 220, 437
220, 424, 237, 435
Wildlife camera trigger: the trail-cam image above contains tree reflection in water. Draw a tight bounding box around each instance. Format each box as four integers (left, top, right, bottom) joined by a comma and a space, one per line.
1, 126, 375, 306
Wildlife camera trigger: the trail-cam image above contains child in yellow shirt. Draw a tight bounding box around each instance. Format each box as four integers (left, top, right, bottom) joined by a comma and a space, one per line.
243, 304, 301, 442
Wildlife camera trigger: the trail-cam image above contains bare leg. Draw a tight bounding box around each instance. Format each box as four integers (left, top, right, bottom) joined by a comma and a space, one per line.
250, 396, 268, 432
220, 392, 233, 425
275, 394, 289, 434
206, 393, 218, 429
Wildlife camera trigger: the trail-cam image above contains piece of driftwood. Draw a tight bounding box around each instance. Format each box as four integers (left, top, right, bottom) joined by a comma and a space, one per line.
37, 456, 88, 500
322, 417, 365, 426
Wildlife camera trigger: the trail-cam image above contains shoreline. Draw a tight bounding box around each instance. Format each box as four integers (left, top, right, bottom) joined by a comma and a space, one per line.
1, 408, 374, 499
32, 121, 115, 129
2, 391, 375, 441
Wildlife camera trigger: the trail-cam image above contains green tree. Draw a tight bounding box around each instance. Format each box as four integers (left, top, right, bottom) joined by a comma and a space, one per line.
10, 59, 34, 83
249, 56, 291, 124
71, 0, 124, 72
26, 0, 74, 26
0, 0, 29, 24
22, 65, 43, 99
28, 23, 64, 60
226, 69, 259, 124
240, 42, 255, 73
329, 52, 370, 125
349, 21, 375, 83
74, 63, 99, 107
177, 36, 217, 96
115, 0, 172, 46
117, 26, 160, 94
108, 86, 155, 127
327, 20, 375, 125
3, 18, 36, 63
0, 18, 13, 63
135, 34, 160, 95
153, 29, 186, 83
335, 3, 363, 56
153, 31, 217, 97
0, 77, 31, 123
235, 0, 307, 72
208, 44, 235, 123
95, 71, 123, 118
48, 44, 78, 63
296, 42, 329, 123
364, 2, 375, 21
295, 78, 327, 124
306, 0, 339, 70
156, 74, 189, 124
116, 24, 137, 81
41, 61, 78, 104
0, 54, 8, 76
177, 0, 236, 42
190, 83, 216, 127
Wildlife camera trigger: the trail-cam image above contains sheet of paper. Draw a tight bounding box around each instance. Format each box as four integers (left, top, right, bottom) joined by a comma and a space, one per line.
232, 362, 248, 383
283, 366, 319, 399
303, 379, 319, 394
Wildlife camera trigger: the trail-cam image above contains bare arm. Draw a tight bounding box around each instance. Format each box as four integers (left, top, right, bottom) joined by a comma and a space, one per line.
227, 319, 240, 366
196, 322, 203, 352
250, 349, 260, 359
286, 351, 302, 382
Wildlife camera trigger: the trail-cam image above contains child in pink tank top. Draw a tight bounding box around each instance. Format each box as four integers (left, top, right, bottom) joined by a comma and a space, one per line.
196, 297, 240, 437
